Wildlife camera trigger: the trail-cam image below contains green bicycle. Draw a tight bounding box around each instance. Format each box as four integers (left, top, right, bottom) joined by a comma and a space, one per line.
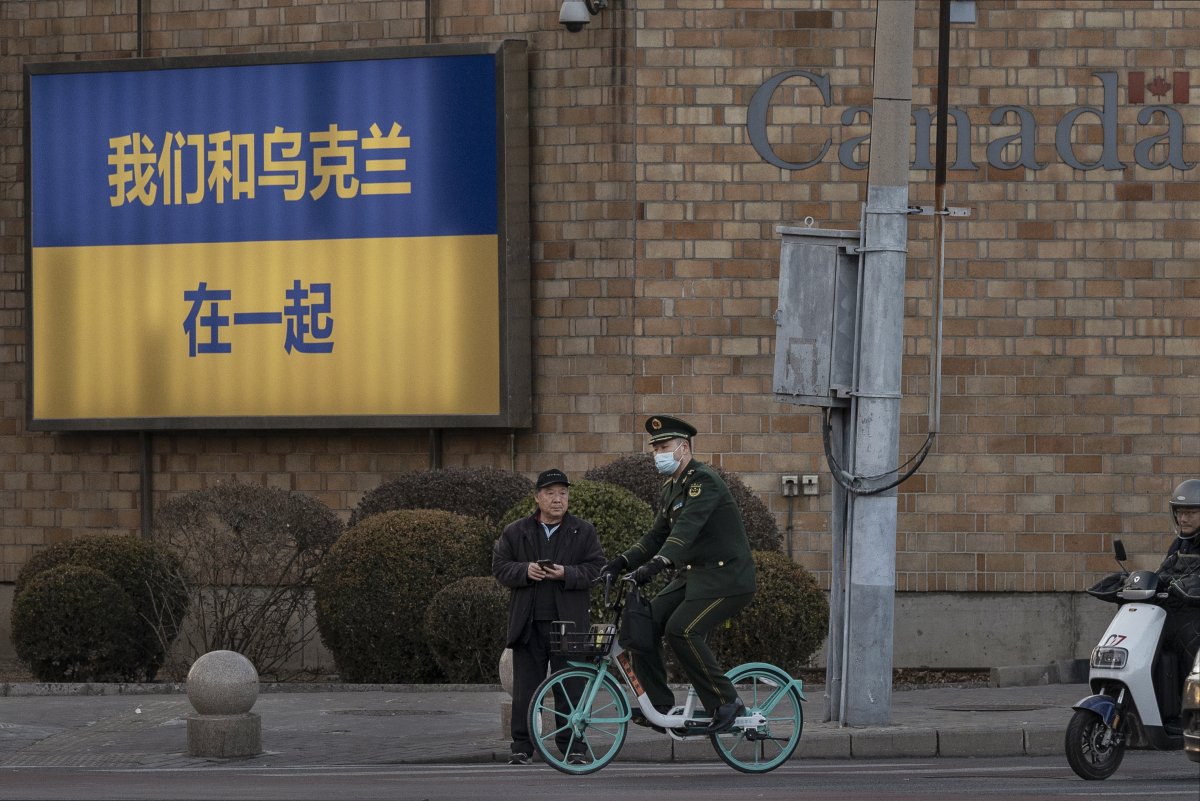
528, 576, 806, 775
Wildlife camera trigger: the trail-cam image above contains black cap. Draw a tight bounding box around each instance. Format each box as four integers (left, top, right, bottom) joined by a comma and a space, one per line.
535, 468, 571, 489
645, 415, 697, 444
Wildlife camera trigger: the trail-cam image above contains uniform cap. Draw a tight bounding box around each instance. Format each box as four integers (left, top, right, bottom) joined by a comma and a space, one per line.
645, 415, 697, 444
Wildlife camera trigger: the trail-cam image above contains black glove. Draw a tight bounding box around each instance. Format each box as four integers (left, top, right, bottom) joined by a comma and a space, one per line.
633, 556, 670, 585
600, 555, 628, 581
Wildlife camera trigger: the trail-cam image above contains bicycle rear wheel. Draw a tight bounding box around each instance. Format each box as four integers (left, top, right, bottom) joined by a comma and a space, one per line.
710, 663, 804, 773
529, 667, 629, 775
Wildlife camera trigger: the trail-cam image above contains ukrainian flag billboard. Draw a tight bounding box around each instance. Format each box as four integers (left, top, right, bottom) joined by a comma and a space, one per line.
25, 42, 530, 430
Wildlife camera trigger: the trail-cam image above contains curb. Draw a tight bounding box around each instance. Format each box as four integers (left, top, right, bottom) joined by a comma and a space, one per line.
0, 681, 505, 697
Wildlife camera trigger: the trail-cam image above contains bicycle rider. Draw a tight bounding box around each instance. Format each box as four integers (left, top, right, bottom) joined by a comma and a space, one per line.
600, 415, 756, 734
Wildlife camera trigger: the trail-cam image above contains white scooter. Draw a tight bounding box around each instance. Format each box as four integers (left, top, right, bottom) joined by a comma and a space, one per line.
1066, 540, 1200, 780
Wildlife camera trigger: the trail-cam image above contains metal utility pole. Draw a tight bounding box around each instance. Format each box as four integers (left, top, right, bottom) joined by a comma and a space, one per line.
831, 0, 916, 726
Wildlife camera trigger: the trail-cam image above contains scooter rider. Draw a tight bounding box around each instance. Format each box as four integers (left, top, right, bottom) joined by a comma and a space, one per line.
1159, 479, 1200, 699
1162, 479, 1200, 564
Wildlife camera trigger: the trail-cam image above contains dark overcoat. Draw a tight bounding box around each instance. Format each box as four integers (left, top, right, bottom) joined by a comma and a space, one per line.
492, 511, 604, 648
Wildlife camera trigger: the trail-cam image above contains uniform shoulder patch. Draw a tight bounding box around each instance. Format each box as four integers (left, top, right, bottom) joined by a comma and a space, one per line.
688, 484, 701, 498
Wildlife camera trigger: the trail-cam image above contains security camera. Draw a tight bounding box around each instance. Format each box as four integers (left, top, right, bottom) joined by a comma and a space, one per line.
558, 0, 592, 32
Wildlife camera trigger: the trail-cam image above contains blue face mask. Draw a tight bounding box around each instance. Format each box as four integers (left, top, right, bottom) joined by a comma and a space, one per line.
654, 443, 683, 475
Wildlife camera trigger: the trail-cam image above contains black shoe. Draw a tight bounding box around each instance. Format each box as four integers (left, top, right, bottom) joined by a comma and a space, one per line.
508, 752, 532, 765
566, 752, 591, 765
704, 699, 745, 734
630, 704, 672, 733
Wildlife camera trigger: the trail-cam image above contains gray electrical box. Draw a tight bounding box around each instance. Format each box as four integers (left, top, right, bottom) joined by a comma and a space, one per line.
772, 225, 861, 409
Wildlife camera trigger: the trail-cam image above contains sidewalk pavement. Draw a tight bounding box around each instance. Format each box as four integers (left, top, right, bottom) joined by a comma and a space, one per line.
0, 679, 1088, 769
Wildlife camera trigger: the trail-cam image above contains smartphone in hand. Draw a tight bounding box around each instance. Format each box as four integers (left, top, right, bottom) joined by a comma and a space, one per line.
537, 559, 555, 569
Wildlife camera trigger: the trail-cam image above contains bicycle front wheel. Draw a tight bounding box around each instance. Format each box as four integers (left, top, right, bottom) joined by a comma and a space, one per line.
710, 663, 804, 774
529, 667, 629, 775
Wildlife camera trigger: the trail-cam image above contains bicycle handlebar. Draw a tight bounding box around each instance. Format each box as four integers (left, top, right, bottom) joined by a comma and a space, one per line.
595, 572, 638, 609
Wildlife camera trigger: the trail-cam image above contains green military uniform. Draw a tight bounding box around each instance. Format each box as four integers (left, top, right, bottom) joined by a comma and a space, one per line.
620, 416, 756, 716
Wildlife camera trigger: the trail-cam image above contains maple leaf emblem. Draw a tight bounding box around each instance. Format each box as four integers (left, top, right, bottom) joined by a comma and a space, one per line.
1147, 75, 1172, 97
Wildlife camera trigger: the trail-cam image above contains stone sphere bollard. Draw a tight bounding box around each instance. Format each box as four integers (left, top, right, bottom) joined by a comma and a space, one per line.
499, 648, 514, 695
186, 650, 262, 758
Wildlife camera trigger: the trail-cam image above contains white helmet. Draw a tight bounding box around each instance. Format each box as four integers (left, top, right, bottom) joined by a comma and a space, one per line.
1169, 479, 1200, 539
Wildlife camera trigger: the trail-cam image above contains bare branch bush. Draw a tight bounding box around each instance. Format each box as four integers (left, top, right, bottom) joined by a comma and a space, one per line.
152, 482, 342, 679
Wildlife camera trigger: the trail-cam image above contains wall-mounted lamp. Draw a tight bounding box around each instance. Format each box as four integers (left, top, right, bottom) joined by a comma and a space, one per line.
559, 0, 607, 32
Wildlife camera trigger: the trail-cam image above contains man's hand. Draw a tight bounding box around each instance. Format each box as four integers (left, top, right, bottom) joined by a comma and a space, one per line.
600, 555, 627, 582
634, 555, 670, 585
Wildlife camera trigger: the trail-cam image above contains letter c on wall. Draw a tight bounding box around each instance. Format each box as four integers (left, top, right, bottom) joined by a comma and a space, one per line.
748, 69, 832, 171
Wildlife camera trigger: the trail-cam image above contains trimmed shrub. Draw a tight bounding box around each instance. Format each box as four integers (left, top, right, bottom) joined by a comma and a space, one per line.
584, 454, 783, 552
707, 551, 829, 675
12, 565, 144, 682
152, 481, 343, 679
349, 467, 535, 528
13, 534, 187, 681
315, 509, 495, 682
424, 576, 508, 683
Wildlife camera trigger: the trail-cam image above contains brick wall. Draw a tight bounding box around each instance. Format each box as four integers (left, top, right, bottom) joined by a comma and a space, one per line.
1, 0, 1197, 592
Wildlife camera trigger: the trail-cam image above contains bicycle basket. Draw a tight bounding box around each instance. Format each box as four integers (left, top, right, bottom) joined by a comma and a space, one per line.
549, 623, 616, 657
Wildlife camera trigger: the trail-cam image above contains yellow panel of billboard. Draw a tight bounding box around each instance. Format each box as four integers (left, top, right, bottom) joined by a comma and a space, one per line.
32, 235, 500, 419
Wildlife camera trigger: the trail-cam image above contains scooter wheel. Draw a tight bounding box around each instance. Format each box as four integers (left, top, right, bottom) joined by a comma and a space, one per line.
1065, 708, 1126, 780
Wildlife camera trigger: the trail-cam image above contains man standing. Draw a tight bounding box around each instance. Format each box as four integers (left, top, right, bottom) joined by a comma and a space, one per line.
493, 469, 604, 765
601, 415, 756, 734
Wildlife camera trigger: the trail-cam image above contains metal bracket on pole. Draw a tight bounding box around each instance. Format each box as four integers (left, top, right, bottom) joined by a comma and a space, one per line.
844, 244, 908, 255
907, 205, 970, 217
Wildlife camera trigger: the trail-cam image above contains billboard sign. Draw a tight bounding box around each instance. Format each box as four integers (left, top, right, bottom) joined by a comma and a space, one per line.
25, 42, 530, 430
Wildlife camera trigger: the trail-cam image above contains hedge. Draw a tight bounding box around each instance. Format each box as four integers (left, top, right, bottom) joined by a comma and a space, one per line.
424, 576, 509, 683
349, 467, 535, 528
315, 509, 494, 682
12, 534, 187, 681
707, 550, 829, 674
13, 565, 146, 682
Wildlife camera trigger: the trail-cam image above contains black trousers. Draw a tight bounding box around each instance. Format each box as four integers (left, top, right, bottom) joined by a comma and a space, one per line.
510, 620, 584, 756
631, 587, 754, 714
1163, 607, 1200, 697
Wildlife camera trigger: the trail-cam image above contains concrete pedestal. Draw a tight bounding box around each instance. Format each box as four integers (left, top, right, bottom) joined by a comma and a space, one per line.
186, 712, 262, 758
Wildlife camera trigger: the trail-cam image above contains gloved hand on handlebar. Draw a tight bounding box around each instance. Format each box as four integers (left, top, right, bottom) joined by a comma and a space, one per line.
633, 555, 671, 586
600, 555, 628, 582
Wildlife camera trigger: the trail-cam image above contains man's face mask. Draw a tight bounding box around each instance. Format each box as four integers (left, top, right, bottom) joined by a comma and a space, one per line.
654, 442, 684, 475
